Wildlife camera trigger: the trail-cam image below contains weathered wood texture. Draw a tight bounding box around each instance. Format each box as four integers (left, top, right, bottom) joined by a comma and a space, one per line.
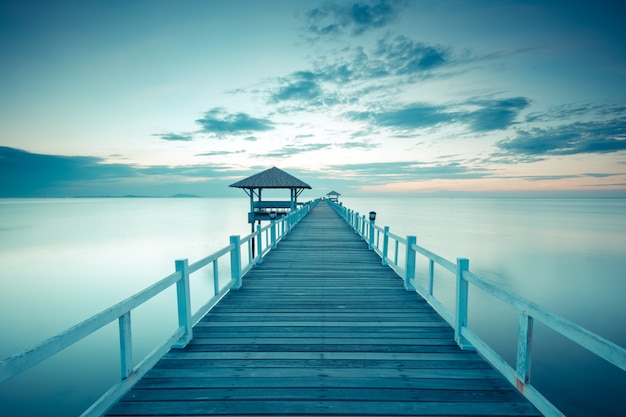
106, 202, 541, 417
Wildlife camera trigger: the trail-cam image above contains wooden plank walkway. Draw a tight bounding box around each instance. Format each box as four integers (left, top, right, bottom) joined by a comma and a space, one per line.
106, 201, 541, 417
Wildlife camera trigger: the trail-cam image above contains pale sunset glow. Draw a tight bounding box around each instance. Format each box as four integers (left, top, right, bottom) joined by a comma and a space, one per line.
1, 0, 625, 197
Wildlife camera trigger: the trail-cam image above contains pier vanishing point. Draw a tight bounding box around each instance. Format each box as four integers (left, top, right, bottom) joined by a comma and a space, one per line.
105, 201, 540, 417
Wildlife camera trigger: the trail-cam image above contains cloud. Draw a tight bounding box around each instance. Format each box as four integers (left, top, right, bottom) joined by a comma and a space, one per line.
262, 143, 332, 158
374, 35, 449, 74
461, 97, 530, 132
0, 147, 235, 197
349, 103, 451, 129
0, 146, 136, 197
304, 0, 405, 37
348, 97, 530, 132
269, 71, 323, 103
152, 133, 193, 141
336, 141, 378, 150
195, 108, 274, 135
497, 117, 626, 156
328, 160, 490, 184
196, 150, 246, 157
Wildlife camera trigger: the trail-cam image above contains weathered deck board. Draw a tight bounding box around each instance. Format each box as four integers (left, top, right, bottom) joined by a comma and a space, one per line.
106, 201, 541, 417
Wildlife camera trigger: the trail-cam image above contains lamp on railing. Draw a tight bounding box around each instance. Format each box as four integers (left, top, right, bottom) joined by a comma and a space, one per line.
369, 211, 376, 222
269, 211, 277, 220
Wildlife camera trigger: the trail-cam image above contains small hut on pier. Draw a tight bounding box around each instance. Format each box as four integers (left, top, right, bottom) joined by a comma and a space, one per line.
326, 190, 341, 203
229, 167, 312, 227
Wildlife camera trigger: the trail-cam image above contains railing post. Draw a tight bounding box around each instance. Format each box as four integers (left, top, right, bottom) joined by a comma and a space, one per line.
212, 259, 219, 295
354, 212, 359, 233
404, 236, 416, 291
118, 312, 132, 379
174, 259, 192, 348
361, 215, 366, 239
256, 224, 263, 265
230, 235, 242, 290
428, 259, 435, 297
516, 311, 534, 386
271, 219, 277, 249
455, 257, 472, 349
368, 220, 375, 250
382, 226, 389, 265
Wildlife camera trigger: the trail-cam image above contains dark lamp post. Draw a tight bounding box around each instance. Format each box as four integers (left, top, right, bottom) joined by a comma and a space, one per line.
269, 211, 277, 220
369, 211, 376, 222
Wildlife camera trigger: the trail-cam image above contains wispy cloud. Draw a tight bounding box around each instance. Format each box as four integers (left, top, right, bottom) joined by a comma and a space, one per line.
269, 71, 324, 103
497, 117, 626, 156
304, 0, 405, 37
461, 97, 530, 132
327, 160, 491, 184
348, 97, 529, 132
152, 133, 193, 142
195, 108, 274, 135
374, 35, 449, 74
262, 143, 333, 158
196, 150, 246, 157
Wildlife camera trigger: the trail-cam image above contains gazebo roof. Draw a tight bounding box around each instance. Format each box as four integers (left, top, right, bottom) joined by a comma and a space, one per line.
326, 190, 341, 196
229, 167, 311, 189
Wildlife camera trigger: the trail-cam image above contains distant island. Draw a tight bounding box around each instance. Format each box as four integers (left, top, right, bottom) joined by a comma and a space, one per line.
71, 194, 202, 198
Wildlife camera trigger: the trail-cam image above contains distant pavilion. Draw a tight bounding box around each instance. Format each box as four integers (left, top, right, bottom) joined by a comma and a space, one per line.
326, 190, 341, 203
229, 167, 312, 229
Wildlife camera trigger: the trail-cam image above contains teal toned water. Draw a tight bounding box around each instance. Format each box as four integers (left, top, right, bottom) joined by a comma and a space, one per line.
1, 197, 625, 416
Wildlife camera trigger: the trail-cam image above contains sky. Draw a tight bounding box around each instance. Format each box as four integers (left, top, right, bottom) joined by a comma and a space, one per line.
1, 0, 626, 198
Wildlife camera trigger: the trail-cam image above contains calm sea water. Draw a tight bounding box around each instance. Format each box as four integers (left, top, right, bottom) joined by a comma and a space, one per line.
1, 197, 625, 416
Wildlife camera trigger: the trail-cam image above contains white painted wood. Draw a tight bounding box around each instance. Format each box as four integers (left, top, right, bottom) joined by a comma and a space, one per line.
174, 259, 192, 348
0, 270, 180, 383
455, 258, 471, 350
229, 235, 242, 290
119, 312, 132, 379
404, 236, 417, 291
517, 311, 533, 384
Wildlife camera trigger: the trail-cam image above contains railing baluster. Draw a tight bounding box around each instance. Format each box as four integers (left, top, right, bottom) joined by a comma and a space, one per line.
516, 311, 534, 385
256, 224, 263, 265
428, 259, 435, 297
118, 312, 132, 379
394, 240, 399, 265
404, 236, 417, 291
271, 219, 277, 249
382, 226, 389, 266
174, 259, 192, 348
230, 235, 242, 289
213, 259, 219, 295
455, 257, 471, 349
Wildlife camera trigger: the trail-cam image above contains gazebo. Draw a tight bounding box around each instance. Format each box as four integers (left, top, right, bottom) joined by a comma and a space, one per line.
229, 167, 312, 227
326, 190, 341, 203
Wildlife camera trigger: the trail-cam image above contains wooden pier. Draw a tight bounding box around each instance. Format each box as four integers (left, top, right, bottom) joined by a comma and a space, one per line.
106, 202, 540, 416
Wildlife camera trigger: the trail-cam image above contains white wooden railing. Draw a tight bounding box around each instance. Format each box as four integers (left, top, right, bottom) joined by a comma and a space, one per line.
0, 200, 317, 417
329, 200, 626, 417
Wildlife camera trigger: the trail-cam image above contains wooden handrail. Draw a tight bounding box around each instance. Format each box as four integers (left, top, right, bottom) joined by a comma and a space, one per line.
328, 199, 626, 417
0, 199, 318, 416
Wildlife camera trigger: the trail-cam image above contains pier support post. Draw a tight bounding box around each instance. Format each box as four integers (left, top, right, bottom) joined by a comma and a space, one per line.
455, 258, 472, 350
404, 236, 417, 291
516, 311, 534, 386
174, 259, 193, 348
230, 235, 242, 290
